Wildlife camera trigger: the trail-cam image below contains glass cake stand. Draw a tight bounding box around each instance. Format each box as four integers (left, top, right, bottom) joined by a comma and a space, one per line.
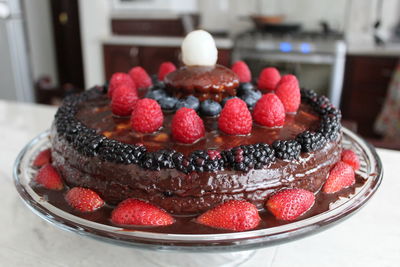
13, 128, 383, 264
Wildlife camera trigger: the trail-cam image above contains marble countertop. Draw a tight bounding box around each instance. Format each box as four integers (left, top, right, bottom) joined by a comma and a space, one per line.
1, 99, 399, 267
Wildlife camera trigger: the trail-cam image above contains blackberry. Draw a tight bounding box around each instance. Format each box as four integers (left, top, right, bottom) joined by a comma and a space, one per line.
240, 90, 261, 108
272, 140, 301, 160
222, 144, 275, 171
319, 115, 341, 141
189, 150, 224, 172
175, 95, 200, 111
296, 131, 327, 152
199, 99, 222, 116
237, 82, 255, 97
159, 96, 178, 111
145, 88, 167, 101
300, 88, 318, 102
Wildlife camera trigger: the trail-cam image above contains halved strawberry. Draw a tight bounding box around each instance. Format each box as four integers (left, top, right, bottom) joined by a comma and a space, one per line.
35, 164, 63, 190
65, 187, 104, 212
196, 200, 260, 231
111, 198, 174, 226
341, 149, 360, 171
266, 188, 315, 221
33, 148, 52, 168
323, 161, 355, 193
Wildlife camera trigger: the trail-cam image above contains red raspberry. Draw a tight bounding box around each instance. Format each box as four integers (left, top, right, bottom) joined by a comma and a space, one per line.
172, 107, 205, 144
231, 61, 251, 83
257, 67, 281, 92
323, 161, 355, 193
129, 66, 152, 89
158, 61, 176, 81
131, 98, 163, 133
253, 93, 285, 127
275, 74, 300, 113
65, 187, 104, 212
108, 72, 136, 98
111, 85, 138, 116
218, 98, 252, 135
341, 149, 360, 170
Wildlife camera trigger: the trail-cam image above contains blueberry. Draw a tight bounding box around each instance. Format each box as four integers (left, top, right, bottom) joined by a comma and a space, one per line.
237, 82, 254, 97
175, 95, 200, 111
159, 96, 178, 111
221, 96, 237, 107
152, 80, 166, 90
240, 90, 261, 108
200, 100, 222, 116
145, 89, 167, 101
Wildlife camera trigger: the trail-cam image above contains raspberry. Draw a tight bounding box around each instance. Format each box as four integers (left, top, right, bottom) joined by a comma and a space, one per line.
257, 67, 281, 91
341, 149, 360, 170
108, 72, 136, 98
131, 98, 163, 133
218, 98, 252, 135
158, 61, 176, 80
172, 107, 205, 144
253, 93, 285, 127
231, 61, 251, 83
129, 66, 152, 89
275, 74, 300, 113
111, 85, 138, 116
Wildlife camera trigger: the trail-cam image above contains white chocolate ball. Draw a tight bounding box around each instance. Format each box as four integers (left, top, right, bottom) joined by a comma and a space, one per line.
181, 30, 218, 66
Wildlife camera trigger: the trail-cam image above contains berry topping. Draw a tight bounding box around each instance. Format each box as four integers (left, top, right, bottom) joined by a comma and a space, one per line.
275, 74, 301, 113
341, 149, 360, 171
231, 61, 251, 83
266, 188, 315, 221
159, 96, 178, 111
131, 98, 163, 133
240, 89, 262, 108
237, 82, 255, 96
296, 131, 327, 152
108, 72, 136, 98
199, 99, 222, 116
207, 150, 221, 160
222, 144, 275, 171
253, 93, 285, 127
175, 95, 200, 111
257, 67, 281, 92
111, 85, 138, 116
272, 140, 302, 160
111, 198, 174, 226
221, 96, 237, 107
172, 107, 205, 144
196, 200, 260, 231
65, 187, 104, 212
145, 88, 167, 101
129, 66, 152, 89
218, 98, 252, 135
35, 164, 63, 190
323, 161, 355, 193
158, 61, 176, 81
33, 148, 52, 168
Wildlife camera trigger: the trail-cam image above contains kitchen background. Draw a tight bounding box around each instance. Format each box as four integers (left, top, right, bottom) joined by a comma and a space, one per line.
1, 0, 400, 148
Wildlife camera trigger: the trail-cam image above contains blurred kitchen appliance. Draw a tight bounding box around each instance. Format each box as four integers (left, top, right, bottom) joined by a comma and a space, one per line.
233, 30, 346, 107
0, 0, 33, 102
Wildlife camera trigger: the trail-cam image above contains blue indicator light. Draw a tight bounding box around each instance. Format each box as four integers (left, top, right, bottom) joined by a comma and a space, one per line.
300, 43, 312, 53
279, 42, 292, 52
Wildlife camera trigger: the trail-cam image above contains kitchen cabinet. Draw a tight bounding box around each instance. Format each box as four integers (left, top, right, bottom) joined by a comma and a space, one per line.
103, 44, 232, 80
341, 55, 398, 138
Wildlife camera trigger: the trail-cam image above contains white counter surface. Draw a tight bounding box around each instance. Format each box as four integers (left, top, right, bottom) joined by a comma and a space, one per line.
0, 99, 399, 267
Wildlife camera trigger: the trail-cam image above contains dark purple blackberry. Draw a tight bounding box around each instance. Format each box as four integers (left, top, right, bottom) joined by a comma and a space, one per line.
159, 96, 178, 111
296, 131, 327, 152
300, 88, 318, 102
221, 96, 237, 107
318, 115, 341, 141
237, 82, 255, 97
272, 140, 301, 160
189, 150, 224, 172
199, 99, 222, 116
175, 95, 200, 111
222, 144, 275, 171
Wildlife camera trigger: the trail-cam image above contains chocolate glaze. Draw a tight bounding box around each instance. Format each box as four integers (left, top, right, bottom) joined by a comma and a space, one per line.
165, 65, 239, 102
50, 94, 342, 215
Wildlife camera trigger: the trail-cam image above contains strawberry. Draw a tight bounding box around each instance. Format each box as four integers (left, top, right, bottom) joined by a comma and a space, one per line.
33, 148, 52, 168
231, 61, 252, 83
275, 74, 300, 113
172, 107, 205, 144
65, 187, 104, 212
266, 188, 315, 221
111, 84, 138, 116
129, 66, 152, 89
253, 93, 285, 127
111, 198, 174, 226
257, 67, 281, 92
131, 98, 163, 133
218, 98, 252, 135
341, 149, 360, 171
196, 200, 260, 231
35, 164, 63, 190
323, 161, 355, 193
158, 61, 176, 81
108, 72, 136, 98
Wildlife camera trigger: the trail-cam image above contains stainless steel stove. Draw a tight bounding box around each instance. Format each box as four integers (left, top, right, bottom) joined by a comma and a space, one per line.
233, 30, 346, 107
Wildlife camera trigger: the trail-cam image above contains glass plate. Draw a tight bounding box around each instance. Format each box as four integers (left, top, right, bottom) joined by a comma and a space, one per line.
13, 128, 383, 252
